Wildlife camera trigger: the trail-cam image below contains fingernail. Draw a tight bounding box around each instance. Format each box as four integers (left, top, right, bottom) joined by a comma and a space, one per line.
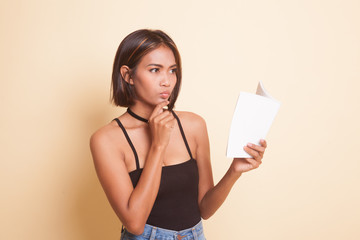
247, 143, 253, 147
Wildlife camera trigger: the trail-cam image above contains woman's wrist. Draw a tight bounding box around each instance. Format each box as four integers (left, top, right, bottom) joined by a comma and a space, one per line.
150, 142, 167, 153
229, 162, 243, 180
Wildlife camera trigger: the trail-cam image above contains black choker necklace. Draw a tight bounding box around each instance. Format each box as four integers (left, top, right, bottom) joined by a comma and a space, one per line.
127, 108, 148, 123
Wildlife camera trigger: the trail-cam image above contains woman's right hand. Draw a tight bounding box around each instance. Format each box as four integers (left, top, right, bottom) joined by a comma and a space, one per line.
148, 101, 176, 148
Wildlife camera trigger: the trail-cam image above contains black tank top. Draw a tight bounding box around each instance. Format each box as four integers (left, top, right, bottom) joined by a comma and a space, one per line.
113, 111, 201, 231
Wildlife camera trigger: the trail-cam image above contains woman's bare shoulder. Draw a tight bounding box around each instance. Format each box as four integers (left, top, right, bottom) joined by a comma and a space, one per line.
173, 110, 207, 131
90, 120, 121, 153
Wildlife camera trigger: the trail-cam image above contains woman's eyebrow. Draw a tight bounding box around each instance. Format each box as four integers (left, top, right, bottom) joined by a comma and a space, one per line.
146, 63, 177, 68
147, 63, 162, 67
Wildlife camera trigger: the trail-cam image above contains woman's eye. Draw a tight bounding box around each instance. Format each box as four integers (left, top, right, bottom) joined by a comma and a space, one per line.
170, 68, 177, 74
150, 68, 159, 73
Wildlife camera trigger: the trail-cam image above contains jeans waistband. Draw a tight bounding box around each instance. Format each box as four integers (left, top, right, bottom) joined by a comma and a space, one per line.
141, 220, 204, 240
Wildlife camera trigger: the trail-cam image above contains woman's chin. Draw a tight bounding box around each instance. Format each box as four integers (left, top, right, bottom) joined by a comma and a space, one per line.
155, 98, 169, 105
135, 97, 169, 108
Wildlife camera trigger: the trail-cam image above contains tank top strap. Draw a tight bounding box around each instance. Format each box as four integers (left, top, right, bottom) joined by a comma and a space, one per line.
113, 118, 140, 170
171, 111, 194, 159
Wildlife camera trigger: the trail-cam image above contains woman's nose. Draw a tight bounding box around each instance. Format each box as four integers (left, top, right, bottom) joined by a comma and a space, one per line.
160, 73, 171, 86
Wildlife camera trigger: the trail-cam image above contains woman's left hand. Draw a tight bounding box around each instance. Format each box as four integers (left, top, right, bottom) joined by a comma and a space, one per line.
231, 139, 267, 174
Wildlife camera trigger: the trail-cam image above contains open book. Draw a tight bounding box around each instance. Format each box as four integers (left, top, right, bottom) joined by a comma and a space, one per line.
226, 81, 281, 158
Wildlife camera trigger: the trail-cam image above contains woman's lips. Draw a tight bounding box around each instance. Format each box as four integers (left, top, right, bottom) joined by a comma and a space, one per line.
160, 91, 170, 99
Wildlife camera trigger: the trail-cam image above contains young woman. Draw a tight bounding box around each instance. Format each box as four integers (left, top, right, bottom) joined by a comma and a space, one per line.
90, 29, 267, 240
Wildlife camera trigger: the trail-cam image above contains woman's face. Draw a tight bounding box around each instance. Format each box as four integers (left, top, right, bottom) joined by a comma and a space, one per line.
131, 45, 177, 107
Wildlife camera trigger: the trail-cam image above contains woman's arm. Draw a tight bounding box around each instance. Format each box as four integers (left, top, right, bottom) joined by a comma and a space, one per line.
192, 114, 267, 219
90, 102, 176, 235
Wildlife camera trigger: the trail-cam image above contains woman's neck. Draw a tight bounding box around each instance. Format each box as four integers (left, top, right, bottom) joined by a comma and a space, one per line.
128, 102, 154, 121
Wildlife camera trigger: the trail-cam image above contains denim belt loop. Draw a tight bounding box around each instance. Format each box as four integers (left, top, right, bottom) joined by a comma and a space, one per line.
191, 227, 198, 240
149, 226, 157, 240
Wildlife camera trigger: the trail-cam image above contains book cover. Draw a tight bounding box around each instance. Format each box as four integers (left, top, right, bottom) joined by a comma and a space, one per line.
226, 81, 281, 158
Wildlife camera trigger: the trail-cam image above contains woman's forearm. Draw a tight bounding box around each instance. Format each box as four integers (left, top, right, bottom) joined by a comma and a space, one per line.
199, 165, 242, 219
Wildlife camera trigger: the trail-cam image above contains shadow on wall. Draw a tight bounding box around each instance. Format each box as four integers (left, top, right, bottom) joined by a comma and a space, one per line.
73, 167, 121, 239
63, 78, 124, 239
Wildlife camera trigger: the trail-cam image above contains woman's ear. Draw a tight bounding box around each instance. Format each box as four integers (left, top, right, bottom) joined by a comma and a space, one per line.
120, 65, 134, 85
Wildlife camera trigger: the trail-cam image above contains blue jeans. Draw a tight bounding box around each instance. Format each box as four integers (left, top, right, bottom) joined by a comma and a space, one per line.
120, 220, 206, 240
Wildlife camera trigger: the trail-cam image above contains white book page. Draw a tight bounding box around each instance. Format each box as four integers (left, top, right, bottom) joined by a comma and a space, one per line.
226, 81, 281, 158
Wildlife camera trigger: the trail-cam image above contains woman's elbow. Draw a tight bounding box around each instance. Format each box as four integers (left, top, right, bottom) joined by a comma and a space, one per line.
199, 205, 213, 220
116, 206, 148, 235
200, 212, 212, 220
123, 221, 146, 236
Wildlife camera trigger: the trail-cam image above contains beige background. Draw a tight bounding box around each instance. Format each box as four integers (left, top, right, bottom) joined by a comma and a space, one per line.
1, 0, 359, 239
